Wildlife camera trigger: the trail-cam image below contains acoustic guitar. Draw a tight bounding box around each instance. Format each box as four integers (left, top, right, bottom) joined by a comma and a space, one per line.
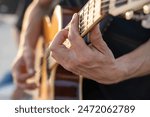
31, 5, 81, 100
32, 0, 150, 100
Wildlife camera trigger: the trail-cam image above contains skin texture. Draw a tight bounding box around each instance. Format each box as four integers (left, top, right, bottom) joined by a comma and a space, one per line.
50, 13, 150, 84
12, 0, 52, 90
12, 0, 150, 90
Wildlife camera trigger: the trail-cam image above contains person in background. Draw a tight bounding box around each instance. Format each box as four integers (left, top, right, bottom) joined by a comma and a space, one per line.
11, 0, 32, 99
12, 0, 150, 99
0, 0, 32, 99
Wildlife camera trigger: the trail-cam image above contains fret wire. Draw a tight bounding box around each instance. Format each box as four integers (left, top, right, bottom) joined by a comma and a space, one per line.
101, 0, 109, 3
101, 0, 127, 4
80, 18, 98, 30
80, 8, 102, 23
79, 5, 104, 25
102, 0, 127, 8
80, 15, 99, 30
79, 0, 128, 34
84, 0, 128, 12
78, 0, 125, 22
81, 0, 128, 15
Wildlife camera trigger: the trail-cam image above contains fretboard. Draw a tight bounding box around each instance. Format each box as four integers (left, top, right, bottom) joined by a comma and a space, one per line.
77, 0, 150, 37
78, 0, 110, 37
63, 0, 149, 48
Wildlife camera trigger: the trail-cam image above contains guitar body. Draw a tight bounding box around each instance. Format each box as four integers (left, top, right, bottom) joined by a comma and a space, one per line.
35, 5, 82, 100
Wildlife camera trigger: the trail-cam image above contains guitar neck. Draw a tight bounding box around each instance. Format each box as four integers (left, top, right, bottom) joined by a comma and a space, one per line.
63, 0, 150, 48
78, 0, 150, 37
78, 0, 107, 37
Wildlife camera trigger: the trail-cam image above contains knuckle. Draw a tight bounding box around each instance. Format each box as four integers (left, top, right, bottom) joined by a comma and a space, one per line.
59, 30, 65, 35
68, 30, 80, 40
58, 29, 68, 37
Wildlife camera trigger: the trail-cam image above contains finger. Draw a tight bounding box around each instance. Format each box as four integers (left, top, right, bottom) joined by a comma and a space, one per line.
51, 45, 70, 66
17, 82, 38, 90
50, 29, 68, 50
50, 29, 70, 65
68, 13, 89, 50
46, 30, 68, 59
89, 24, 108, 54
15, 71, 35, 83
12, 60, 33, 83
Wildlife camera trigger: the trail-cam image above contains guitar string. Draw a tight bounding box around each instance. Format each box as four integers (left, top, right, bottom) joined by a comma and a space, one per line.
79, 0, 129, 32
82, 0, 128, 13
80, 0, 128, 21
79, 0, 129, 19
89, 0, 148, 12
80, 0, 148, 33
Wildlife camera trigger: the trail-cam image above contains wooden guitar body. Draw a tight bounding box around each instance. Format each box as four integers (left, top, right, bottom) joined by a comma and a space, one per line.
36, 5, 82, 100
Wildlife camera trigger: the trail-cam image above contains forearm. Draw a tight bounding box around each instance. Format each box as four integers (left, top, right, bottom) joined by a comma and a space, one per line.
116, 39, 150, 80
20, 0, 51, 51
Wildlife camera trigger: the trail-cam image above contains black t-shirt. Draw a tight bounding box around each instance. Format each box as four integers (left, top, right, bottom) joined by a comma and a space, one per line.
60, 0, 87, 7
16, 0, 32, 31
83, 17, 150, 100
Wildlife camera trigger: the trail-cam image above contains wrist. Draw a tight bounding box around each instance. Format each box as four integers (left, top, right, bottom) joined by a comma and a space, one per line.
114, 57, 128, 82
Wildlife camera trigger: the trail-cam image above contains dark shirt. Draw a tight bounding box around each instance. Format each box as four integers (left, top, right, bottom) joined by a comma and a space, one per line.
83, 17, 150, 100
16, 0, 32, 31
60, 0, 87, 7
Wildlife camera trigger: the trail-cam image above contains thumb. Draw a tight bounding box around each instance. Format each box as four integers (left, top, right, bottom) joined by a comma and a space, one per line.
89, 24, 108, 54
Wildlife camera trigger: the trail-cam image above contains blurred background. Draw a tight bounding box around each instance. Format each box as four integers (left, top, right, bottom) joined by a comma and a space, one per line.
0, 0, 19, 99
